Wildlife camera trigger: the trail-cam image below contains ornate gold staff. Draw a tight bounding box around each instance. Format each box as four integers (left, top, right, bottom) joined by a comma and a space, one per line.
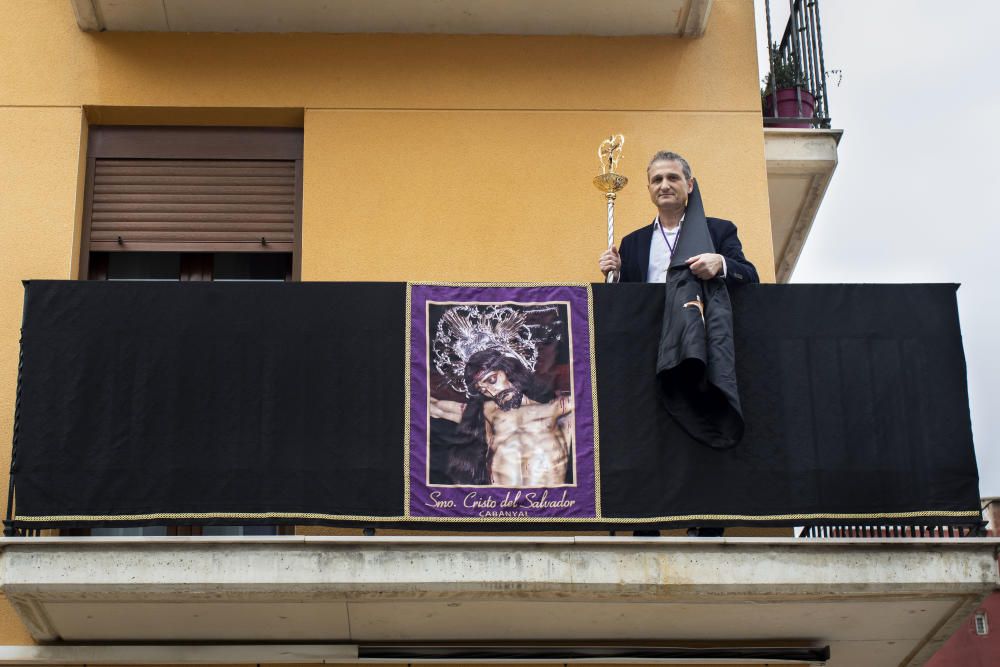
593, 135, 628, 283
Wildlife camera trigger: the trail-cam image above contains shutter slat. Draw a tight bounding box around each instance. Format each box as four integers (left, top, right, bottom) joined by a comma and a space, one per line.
96, 175, 293, 186
93, 194, 293, 204
92, 212, 293, 223
92, 221, 294, 232
93, 203, 294, 214
97, 166, 294, 177
90, 241, 294, 252
88, 157, 297, 250
95, 185, 294, 195
93, 231, 294, 242
97, 159, 291, 169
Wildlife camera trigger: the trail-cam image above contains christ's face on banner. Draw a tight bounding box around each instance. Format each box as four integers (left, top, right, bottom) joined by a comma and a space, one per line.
474, 368, 523, 411
647, 160, 694, 211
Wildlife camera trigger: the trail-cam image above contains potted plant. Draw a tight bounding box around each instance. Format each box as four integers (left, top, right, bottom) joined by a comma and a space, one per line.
761, 46, 815, 128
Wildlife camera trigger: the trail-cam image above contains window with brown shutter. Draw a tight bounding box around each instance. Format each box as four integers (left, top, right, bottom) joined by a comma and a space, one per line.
80, 126, 303, 280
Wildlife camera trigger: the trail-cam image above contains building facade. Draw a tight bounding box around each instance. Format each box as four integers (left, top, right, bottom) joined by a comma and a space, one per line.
0, 2, 993, 666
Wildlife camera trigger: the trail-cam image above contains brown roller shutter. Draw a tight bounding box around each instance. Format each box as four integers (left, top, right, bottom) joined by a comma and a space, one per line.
89, 158, 296, 251
81, 126, 303, 260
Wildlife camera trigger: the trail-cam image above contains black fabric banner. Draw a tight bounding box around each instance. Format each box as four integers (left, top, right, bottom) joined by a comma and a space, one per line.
8, 281, 982, 530
595, 283, 980, 526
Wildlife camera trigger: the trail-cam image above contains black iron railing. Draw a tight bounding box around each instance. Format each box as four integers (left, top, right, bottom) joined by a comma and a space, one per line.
801, 524, 986, 539
763, 0, 831, 128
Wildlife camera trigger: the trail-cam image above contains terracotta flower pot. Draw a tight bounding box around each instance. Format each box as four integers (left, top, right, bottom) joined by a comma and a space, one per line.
763, 87, 816, 128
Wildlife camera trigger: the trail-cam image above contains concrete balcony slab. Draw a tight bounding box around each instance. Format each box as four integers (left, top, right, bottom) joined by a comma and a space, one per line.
765, 128, 843, 283
71, 0, 713, 36
0, 536, 996, 666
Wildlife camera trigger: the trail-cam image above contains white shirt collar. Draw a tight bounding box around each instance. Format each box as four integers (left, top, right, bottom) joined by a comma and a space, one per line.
653, 213, 685, 233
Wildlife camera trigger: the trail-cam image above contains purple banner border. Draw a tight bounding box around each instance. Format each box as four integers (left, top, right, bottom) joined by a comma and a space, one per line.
408, 284, 597, 520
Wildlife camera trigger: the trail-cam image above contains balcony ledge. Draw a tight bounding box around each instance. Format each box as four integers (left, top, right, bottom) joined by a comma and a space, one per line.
765, 127, 843, 283
0, 536, 996, 665
71, 0, 713, 36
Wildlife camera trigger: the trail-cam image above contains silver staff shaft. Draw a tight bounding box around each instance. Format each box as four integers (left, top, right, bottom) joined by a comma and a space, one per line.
606, 192, 616, 284
592, 134, 628, 283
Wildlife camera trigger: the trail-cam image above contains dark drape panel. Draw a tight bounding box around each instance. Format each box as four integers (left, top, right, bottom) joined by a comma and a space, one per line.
13, 282, 405, 522
9, 281, 981, 529
595, 283, 980, 524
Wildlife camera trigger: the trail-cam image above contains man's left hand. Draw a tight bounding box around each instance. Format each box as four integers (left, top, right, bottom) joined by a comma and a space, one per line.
686, 253, 723, 280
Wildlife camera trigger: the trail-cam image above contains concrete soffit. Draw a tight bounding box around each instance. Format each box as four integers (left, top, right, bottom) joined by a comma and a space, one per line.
764, 128, 843, 283
0, 536, 997, 667
69, 0, 714, 36
0, 643, 822, 664
683, 0, 713, 37
69, 0, 102, 32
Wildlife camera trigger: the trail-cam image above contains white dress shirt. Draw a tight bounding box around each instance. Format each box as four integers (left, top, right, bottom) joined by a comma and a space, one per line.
646, 215, 725, 283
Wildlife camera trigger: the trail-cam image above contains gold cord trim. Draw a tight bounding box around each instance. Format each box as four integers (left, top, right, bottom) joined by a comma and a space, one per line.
14, 509, 982, 524
403, 283, 413, 517
18, 283, 979, 527
586, 284, 602, 518
410, 281, 593, 288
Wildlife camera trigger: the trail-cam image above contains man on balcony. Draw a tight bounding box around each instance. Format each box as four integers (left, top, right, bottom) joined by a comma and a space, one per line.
598, 151, 759, 286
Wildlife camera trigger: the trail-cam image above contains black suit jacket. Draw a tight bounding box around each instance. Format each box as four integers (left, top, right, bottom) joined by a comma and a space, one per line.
618, 217, 759, 286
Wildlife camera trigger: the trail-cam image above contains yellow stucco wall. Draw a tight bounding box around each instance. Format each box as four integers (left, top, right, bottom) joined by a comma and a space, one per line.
0, 106, 89, 646
0, 0, 773, 648
302, 109, 772, 281
0, 0, 772, 284
4, 2, 760, 111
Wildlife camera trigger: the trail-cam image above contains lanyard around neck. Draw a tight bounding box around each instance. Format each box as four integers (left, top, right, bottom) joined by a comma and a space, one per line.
658, 221, 682, 260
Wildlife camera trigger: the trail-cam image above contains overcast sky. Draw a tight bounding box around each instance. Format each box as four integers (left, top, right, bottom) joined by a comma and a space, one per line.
755, 1, 1000, 497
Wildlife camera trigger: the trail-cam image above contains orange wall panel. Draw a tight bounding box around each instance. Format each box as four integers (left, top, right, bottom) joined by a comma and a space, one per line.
301, 109, 772, 282
1, 2, 761, 114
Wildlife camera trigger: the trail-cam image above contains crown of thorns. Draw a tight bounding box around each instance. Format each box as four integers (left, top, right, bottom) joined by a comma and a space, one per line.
433, 305, 552, 396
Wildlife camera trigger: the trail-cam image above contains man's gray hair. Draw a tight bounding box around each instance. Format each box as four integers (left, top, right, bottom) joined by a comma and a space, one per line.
647, 150, 692, 181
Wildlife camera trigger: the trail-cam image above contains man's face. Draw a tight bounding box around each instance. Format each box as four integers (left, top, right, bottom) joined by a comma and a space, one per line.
647, 159, 694, 211
474, 368, 523, 410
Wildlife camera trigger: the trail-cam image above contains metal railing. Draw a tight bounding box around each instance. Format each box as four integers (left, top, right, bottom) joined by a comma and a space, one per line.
801, 524, 986, 539
763, 0, 831, 128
